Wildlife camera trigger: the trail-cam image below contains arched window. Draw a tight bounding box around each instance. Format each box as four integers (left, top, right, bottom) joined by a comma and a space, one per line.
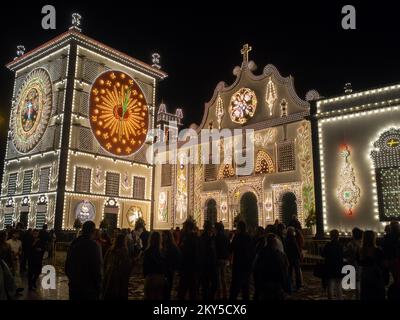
255, 150, 274, 174
371, 128, 400, 221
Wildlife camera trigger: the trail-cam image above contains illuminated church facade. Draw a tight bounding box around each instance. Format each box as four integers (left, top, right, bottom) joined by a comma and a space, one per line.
153, 46, 317, 231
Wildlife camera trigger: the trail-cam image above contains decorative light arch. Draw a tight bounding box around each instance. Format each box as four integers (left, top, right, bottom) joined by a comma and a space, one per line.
255, 150, 274, 174
218, 164, 235, 179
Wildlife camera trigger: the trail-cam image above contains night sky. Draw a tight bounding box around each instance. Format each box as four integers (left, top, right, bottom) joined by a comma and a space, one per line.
1, 1, 400, 182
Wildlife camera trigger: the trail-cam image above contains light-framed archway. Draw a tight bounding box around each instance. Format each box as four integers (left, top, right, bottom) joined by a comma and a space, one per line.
272, 182, 304, 226
200, 191, 222, 229
226, 176, 265, 229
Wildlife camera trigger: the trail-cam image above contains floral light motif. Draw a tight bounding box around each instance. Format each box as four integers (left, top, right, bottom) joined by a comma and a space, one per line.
229, 88, 257, 124
176, 154, 188, 221
126, 206, 143, 227
93, 165, 104, 187
254, 129, 276, 148
216, 94, 224, 130
265, 77, 277, 116
158, 192, 168, 222
336, 145, 361, 216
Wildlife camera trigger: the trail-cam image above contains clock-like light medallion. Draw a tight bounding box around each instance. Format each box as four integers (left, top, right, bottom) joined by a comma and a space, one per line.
89, 71, 149, 156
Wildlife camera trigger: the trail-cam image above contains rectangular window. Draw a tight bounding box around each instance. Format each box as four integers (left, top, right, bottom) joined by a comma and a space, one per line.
106, 172, 120, 197
75, 167, 92, 193
133, 176, 146, 199
39, 167, 51, 193
204, 164, 217, 182
22, 170, 33, 194
161, 164, 172, 187
278, 141, 296, 172
7, 173, 18, 196
4, 213, 13, 227
35, 213, 47, 229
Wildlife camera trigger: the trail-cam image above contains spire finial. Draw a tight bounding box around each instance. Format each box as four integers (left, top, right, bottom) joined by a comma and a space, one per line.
241, 44, 252, 64
152, 53, 161, 69
70, 13, 82, 32
16, 45, 26, 59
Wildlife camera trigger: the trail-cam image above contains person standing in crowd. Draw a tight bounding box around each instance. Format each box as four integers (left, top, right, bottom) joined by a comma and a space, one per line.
0, 231, 13, 271
162, 230, 182, 300
65, 221, 102, 300
99, 231, 112, 259
344, 227, 363, 299
383, 221, 400, 281
143, 231, 166, 300
322, 229, 344, 300
254, 233, 288, 300
199, 220, 218, 300
229, 221, 254, 301
173, 227, 181, 246
39, 224, 50, 254
285, 227, 302, 292
253, 226, 266, 300
177, 218, 201, 300
288, 214, 302, 232
215, 222, 229, 300
27, 229, 45, 290
6, 231, 22, 276
276, 223, 286, 254
102, 233, 131, 300
0, 258, 16, 300
20, 229, 33, 273
47, 229, 56, 259
359, 230, 387, 300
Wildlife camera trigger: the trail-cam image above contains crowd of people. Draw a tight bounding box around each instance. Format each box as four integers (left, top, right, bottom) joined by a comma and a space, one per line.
0, 223, 56, 299
63, 215, 306, 300
1, 216, 400, 301
320, 222, 400, 300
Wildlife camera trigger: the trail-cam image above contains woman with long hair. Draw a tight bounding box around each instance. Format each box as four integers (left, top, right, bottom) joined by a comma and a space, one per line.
359, 230, 387, 300
102, 233, 131, 300
143, 231, 166, 300
162, 230, 182, 300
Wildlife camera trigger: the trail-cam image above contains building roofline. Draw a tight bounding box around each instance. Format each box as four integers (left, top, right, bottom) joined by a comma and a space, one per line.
6, 29, 167, 80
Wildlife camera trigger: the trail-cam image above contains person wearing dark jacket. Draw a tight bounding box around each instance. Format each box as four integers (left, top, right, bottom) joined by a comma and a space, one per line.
285, 227, 302, 291
229, 221, 254, 301
162, 230, 182, 300
102, 233, 131, 300
65, 221, 102, 300
143, 231, 166, 300
359, 230, 387, 300
20, 229, 33, 273
177, 219, 201, 300
27, 229, 46, 290
254, 233, 288, 300
322, 229, 344, 300
215, 222, 229, 300
199, 221, 218, 300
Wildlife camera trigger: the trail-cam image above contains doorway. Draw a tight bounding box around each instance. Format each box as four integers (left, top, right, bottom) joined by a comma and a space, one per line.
281, 192, 297, 226
205, 199, 217, 226
240, 192, 259, 232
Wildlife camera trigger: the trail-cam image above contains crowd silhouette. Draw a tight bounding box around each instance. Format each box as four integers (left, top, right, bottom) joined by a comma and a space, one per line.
1, 216, 400, 300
